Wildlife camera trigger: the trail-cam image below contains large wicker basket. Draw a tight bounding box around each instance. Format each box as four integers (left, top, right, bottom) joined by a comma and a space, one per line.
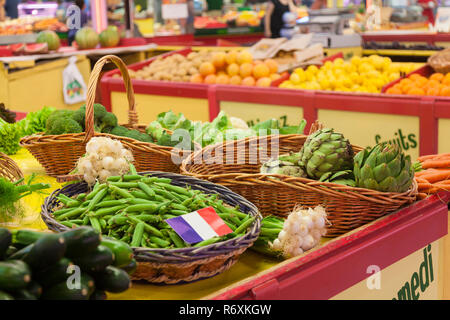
0, 152, 23, 183
180, 134, 418, 237
41, 171, 261, 284
20, 55, 197, 177
428, 48, 450, 74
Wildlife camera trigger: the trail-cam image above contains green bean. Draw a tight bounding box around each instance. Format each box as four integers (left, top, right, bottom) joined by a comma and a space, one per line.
61, 221, 79, 228
168, 231, 185, 248
170, 203, 188, 211
148, 236, 171, 248
89, 216, 102, 233
142, 177, 172, 184
124, 203, 158, 213
137, 182, 156, 199
130, 190, 151, 200
57, 194, 72, 203
85, 187, 108, 211
261, 221, 284, 229
107, 174, 142, 182
154, 194, 168, 203
76, 193, 87, 201
181, 197, 194, 207
120, 235, 131, 243
52, 207, 73, 216
135, 214, 161, 224
57, 207, 86, 220
82, 215, 90, 225
154, 182, 193, 197
169, 209, 189, 216
108, 216, 128, 226
162, 214, 177, 220
99, 218, 107, 230
128, 198, 158, 206
66, 219, 84, 225
129, 163, 137, 175
94, 199, 130, 208
86, 183, 105, 201
218, 213, 241, 226
140, 237, 148, 248
224, 221, 236, 231
109, 182, 139, 189
131, 222, 145, 247
126, 216, 163, 237
153, 189, 180, 203
260, 228, 282, 237
109, 185, 134, 199
66, 200, 81, 208
92, 205, 127, 217
233, 216, 256, 235
193, 237, 222, 247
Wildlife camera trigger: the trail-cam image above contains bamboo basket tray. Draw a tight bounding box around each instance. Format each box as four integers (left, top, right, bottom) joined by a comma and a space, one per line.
427, 48, 450, 74
40, 171, 262, 284
20, 55, 198, 177
180, 134, 418, 237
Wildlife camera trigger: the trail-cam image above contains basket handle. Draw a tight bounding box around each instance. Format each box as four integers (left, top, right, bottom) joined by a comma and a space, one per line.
308, 120, 324, 135
84, 55, 137, 143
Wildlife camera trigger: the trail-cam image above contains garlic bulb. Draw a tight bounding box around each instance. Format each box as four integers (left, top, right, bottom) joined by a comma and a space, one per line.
76, 137, 135, 185
269, 205, 329, 259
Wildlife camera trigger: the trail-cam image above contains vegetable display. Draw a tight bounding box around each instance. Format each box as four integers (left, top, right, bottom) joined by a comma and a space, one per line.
415, 153, 450, 199
51, 173, 255, 249
15, 106, 55, 137
0, 117, 20, 155
0, 227, 134, 300
251, 205, 328, 258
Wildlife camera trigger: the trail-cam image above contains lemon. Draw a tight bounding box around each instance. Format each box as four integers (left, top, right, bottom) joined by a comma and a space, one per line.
323, 61, 333, 69
289, 73, 302, 85
319, 78, 330, 90
351, 56, 362, 66
333, 58, 344, 66
306, 65, 319, 75
359, 63, 374, 74
342, 77, 352, 88
388, 72, 400, 82
366, 70, 381, 78
349, 72, 362, 85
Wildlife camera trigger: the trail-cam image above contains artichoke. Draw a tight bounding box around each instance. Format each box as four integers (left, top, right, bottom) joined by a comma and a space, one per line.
260, 153, 306, 177
353, 142, 414, 193
298, 128, 354, 180
319, 170, 356, 187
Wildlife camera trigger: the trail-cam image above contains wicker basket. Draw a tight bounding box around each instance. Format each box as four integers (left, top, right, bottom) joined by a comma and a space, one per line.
428, 49, 450, 74
180, 134, 418, 237
20, 55, 197, 177
41, 171, 261, 284
0, 152, 23, 183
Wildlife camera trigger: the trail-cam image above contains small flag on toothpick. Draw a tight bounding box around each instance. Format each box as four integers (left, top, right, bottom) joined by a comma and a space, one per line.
165, 207, 233, 244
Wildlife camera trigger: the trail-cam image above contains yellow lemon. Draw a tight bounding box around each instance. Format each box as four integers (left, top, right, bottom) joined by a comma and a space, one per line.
289, 73, 302, 85
388, 72, 401, 82
342, 77, 352, 88
306, 65, 319, 75
323, 61, 333, 69
351, 55, 362, 66
319, 78, 331, 90
333, 58, 344, 66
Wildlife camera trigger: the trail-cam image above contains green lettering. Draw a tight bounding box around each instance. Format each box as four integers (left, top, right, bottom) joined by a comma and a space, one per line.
279, 115, 287, 127
398, 129, 409, 150
411, 272, 420, 300
419, 248, 429, 292
397, 282, 412, 300
428, 244, 434, 282
408, 134, 417, 148
375, 134, 381, 144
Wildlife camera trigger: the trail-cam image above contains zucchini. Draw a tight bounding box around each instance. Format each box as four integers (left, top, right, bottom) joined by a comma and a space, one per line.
7, 243, 33, 260
40, 281, 89, 300
92, 266, 131, 293
26, 281, 42, 299
80, 273, 96, 297
12, 229, 45, 247
10, 288, 36, 300
21, 234, 67, 270
101, 237, 134, 268
34, 258, 73, 288
0, 260, 31, 291
61, 227, 101, 258
89, 289, 107, 300
5, 246, 18, 257
72, 245, 114, 273
0, 228, 12, 259
121, 259, 137, 276
0, 290, 14, 300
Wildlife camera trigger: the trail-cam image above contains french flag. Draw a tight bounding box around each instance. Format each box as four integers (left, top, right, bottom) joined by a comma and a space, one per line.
165, 207, 233, 244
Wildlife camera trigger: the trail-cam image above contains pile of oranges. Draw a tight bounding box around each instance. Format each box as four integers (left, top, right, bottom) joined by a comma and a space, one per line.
192, 50, 281, 87
386, 72, 450, 96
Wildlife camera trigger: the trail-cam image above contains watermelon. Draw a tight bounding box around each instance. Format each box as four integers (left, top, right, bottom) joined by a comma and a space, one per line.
99, 26, 120, 48
75, 27, 99, 50
10, 43, 25, 55
36, 30, 61, 51
24, 43, 49, 55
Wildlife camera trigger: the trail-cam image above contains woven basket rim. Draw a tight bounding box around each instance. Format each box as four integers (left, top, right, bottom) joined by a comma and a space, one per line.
180, 133, 418, 205
0, 152, 24, 183
41, 171, 262, 264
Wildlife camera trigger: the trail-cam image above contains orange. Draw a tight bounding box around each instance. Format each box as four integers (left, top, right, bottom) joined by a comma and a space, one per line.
217, 71, 227, 76
225, 50, 238, 65
440, 86, 450, 96
407, 87, 425, 95
426, 87, 440, 96
241, 76, 256, 86
239, 63, 253, 78
414, 76, 428, 87
393, 83, 403, 91
252, 63, 270, 79
427, 79, 440, 88
429, 73, 444, 82
386, 87, 402, 94
226, 63, 240, 76
402, 84, 414, 94
442, 76, 450, 86
204, 74, 217, 85
256, 77, 271, 87
409, 74, 421, 81
199, 62, 216, 77
270, 73, 281, 81
236, 50, 253, 65
211, 52, 226, 68
216, 74, 230, 85
253, 60, 263, 65
264, 59, 278, 74
229, 75, 242, 85
399, 78, 413, 88
190, 74, 203, 84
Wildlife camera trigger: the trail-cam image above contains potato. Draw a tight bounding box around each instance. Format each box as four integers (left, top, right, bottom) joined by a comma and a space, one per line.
188, 67, 198, 75
187, 52, 198, 60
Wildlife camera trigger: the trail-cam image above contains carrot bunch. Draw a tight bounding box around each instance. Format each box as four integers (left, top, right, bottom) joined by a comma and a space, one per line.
415, 153, 450, 199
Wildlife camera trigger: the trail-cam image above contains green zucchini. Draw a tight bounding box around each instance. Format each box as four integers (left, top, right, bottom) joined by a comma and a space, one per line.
100, 237, 134, 268
34, 258, 73, 288
80, 273, 96, 297
92, 266, 131, 293
72, 245, 114, 273
89, 289, 107, 300
20, 234, 67, 270
0, 290, 14, 300
5, 246, 18, 257
7, 243, 33, 260
12, 229, 45, 247
62, 227, 101, 258
26, 281, 42, 299
10, 288, 36, 300
0, 260, 31, 291
121, 259, 137, 276
0, 228, 12, 259
40, 281, 89, 300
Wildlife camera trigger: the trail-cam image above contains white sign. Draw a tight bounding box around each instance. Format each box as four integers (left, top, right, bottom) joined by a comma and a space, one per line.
435, 8, 450, 32
162, 4, 188, 20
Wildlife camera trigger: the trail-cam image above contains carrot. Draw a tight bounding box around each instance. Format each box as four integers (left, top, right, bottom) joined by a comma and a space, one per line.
415, 169, 438, 177
418, 153, 450, 162
414, 176, 431, 184
433, 184, 450, 191
417, 182, 434, 190
420, 160, 450, 169
418, 193, 429, 200
420, 170, 450, 183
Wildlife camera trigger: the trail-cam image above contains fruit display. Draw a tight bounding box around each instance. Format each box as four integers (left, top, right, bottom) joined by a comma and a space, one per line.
50, 172, 256, 249
363, 41, 444, 51
279, 55, 422, 93
99, 26, 120, 48
385, 72, 450, 97
36, 30, 61, 51
0, 227, 133, 300
124, 50, 281, 87
415, 153, 450, 199
0, 17, 67, 36
75, 27, 100, 50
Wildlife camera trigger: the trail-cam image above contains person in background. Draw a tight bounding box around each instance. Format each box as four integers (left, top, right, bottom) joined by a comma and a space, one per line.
417, 0, 438, 24
0, 0, 5, 22
264, 0, 297, 38
67, 0, 88, 45
4, 0, 19, 19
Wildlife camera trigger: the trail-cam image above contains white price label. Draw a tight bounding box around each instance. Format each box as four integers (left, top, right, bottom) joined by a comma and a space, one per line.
161, 3, 188, 20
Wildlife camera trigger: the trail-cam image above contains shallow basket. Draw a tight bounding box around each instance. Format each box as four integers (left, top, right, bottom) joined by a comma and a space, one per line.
180, 134, 418, 237
20, 55, 197, 177
41, 171, 261, 284
0, 152, 23, 183
427, 49, 450, 74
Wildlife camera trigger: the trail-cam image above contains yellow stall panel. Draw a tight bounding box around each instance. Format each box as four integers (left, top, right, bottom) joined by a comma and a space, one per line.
318, 109, 420, 160
438, 119, 450, 154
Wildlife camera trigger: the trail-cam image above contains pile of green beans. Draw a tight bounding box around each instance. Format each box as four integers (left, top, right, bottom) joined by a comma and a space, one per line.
52, 174, 255, 249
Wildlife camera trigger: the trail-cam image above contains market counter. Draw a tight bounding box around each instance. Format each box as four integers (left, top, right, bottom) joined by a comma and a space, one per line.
6, 148, 450, 300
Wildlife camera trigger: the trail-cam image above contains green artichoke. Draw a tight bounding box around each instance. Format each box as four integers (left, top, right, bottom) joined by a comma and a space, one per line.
298, 128, 354, 180
319, 170, 356, 187
353, 142, 414, 193
260, 154, 306, 177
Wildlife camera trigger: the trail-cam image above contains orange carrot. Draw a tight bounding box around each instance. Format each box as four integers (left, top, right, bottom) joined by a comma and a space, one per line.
418, 153, 450, 162
420, 160, 450, 169
420, 170, 450, 183
418, 193, 429, 199
433, 184, 450, 191
415, 169, 438, 177
414, 176, 431, 184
